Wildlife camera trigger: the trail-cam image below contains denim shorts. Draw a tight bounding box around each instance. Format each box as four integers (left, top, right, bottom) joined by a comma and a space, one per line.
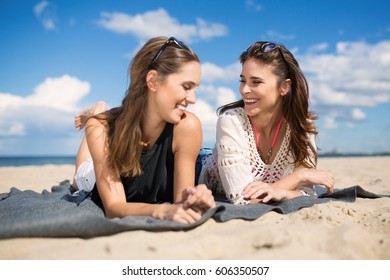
195, 148, 213, 185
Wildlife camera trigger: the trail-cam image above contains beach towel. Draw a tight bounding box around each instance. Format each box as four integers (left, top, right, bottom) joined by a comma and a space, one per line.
0, 182, 386, 239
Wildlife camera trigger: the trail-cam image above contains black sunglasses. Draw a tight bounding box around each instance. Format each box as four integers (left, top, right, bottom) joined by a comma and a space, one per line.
247, 42, 291, 77
147, 37, 185, 69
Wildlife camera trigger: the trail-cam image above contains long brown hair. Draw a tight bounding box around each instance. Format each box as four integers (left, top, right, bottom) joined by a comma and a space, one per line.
97, 36, 199, 177
218, 41, 318, 168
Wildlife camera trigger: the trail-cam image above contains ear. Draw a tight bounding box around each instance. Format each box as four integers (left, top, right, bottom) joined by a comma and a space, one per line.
280, 79, 291, 96
146, 70, 160, 92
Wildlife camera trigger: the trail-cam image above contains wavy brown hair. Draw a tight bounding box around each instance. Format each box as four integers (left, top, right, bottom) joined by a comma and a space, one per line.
96, 36, 199, 177
218, 41, 318, 168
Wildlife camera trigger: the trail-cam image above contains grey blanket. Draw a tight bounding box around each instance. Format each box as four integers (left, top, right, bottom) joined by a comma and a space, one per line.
0, 182, 386, 239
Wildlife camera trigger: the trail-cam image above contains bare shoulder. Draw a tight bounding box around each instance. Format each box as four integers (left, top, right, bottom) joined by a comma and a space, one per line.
173, 112, 202, 153
175, 111, 201, 133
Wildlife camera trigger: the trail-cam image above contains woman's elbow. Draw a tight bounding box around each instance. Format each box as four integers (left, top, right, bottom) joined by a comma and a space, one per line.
102, 202, 122, 219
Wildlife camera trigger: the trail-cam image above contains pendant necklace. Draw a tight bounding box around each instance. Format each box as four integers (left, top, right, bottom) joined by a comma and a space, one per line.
250, 115, 283, 164
139, 126, 164, 148
139, 141, 149, 147
139, 136, 158, 148
139, 138, 156, 148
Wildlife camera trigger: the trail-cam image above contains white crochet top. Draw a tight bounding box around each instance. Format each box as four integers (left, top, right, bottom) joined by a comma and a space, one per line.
198, 107, 316, 204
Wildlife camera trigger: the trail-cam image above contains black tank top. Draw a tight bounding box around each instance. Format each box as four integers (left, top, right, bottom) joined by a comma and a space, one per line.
91, 123, 174, 207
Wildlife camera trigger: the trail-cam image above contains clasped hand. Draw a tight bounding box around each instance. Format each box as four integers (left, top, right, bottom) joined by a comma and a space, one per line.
154, 184, 216, 224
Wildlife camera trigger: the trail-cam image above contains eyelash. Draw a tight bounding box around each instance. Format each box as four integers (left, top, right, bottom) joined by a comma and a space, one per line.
239, 80, 262, 85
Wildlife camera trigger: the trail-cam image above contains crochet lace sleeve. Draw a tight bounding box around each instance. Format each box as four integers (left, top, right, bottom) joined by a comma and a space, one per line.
216, 113, 252, 204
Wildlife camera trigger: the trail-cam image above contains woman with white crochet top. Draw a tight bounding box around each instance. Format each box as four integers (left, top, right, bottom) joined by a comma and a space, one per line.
198, 41, 335, 205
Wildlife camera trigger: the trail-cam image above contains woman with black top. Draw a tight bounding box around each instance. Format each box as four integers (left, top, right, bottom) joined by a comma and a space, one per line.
72, 36, 215, 224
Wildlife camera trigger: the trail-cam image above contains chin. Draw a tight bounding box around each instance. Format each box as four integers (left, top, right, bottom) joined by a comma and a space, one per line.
170, 114, 183, 124
244, 107, 257, 117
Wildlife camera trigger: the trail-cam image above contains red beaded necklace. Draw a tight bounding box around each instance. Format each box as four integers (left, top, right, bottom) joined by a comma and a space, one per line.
250, 115, 284, 164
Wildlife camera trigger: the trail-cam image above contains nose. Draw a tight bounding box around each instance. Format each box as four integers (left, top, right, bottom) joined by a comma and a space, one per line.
185, 90, 196, 104
240, 82, 251, 95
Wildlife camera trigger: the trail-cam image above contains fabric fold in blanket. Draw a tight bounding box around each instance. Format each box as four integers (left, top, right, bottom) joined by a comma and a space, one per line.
0, 182, 387, 239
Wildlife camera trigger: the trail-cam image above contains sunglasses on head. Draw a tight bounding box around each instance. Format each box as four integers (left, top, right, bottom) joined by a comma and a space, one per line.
147, 37, 185, 69
247, 42, 291, 77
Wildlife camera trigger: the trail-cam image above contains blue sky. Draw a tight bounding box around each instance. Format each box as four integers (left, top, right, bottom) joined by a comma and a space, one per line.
1, 0, 389, 156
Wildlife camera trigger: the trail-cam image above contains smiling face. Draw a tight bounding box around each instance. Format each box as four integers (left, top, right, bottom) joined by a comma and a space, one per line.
151, 60, 201, 124
239, 58, 285, 118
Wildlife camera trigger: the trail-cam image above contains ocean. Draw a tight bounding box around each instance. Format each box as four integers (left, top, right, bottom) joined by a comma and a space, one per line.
0, 156, 76, 167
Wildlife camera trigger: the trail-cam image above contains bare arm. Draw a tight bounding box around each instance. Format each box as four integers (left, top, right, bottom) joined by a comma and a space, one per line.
268, 168, 335, 193
270, 132, 334, 193
85, 118, 204, 223
172, 112, 215, 211
242, 168, 335, 203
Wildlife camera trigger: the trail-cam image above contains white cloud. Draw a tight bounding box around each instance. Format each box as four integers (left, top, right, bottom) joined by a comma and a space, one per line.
302, 40, 390, 107
196, 18, 227, 40
0, 93, 24, 109
198, 85, 238, 107
0, 75, 90, 138
216, 87, 237, 107
189, 99, 217, 124
33, 1, 49, 17
308, 42, 329, 53
317, 107, 366, 130
299, 40, 390, 129
323, 114, 338, 129
188, 85, 238, 146
0, 122, 26, 137
97, 8, 228, 43
201, 62, 241, 83
26, 75, 91, 113
245, 0, 263, 12
33, 1, 57, 30
351, 108, 366, 121
187, 99, 218, 146
43, 19, 56, 30
0, 75, 90, 113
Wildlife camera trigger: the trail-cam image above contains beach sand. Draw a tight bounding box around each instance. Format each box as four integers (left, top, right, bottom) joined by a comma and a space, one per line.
0, 156, 389, 260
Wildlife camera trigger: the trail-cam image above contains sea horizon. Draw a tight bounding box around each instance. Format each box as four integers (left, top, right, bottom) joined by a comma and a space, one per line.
0, 152, 390, 167
0, 155, 76, 167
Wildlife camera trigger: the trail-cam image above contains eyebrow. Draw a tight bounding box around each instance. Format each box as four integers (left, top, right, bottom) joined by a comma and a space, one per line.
240, 74, 263, 81
183, 81, 199, 86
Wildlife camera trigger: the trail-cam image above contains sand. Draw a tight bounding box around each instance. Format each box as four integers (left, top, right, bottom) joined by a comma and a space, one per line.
0, 156, 389, 260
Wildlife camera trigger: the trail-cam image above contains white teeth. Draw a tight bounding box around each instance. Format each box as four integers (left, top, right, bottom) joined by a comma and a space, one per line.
177, 104, 186, 111
244, 99, 258, 103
